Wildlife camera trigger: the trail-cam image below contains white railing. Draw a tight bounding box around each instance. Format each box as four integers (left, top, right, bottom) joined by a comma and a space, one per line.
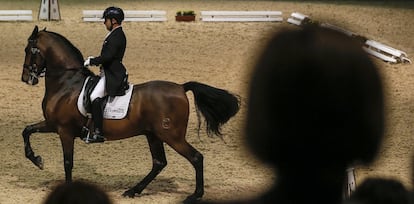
82, 10, 167, 22
0, 10, 33, 21
200, 11, 282, 22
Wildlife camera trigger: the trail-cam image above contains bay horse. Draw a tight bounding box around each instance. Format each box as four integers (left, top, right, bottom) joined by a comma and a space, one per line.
21, 26, 239, 203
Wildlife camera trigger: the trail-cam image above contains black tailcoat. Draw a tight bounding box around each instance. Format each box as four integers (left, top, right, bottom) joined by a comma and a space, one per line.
90, 26, 127, 96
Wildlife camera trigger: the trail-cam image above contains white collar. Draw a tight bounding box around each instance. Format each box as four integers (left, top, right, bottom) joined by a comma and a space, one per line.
104, 25, 122, 40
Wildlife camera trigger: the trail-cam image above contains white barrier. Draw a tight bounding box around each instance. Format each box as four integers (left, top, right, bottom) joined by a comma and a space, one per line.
287, 12, 411, 64
0, 10, 33, 21
287, 12, 308, 26
320, 23, 357, 37
363, 40, 411, 64
82, 10, 167, 22
288, 12, 357, 37
200, 11, 283, 22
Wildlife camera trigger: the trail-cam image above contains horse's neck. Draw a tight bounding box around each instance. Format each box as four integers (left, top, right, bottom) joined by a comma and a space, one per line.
44, 69, 86, 94
47, 51, 82, 69
40, 34, 83, 69
40, 33, 87, 95
43, 48, 85, 85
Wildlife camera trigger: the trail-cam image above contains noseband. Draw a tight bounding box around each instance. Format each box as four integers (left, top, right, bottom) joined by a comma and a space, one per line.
23, 39, 46, 82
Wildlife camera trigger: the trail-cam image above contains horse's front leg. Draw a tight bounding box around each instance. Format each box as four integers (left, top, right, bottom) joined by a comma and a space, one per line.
22, 120, 55, 170
58, 128, 76, 183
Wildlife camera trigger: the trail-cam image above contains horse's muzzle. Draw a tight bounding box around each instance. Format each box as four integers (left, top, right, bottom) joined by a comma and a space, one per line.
22, 74, 38, 85
29, 77, 39, 85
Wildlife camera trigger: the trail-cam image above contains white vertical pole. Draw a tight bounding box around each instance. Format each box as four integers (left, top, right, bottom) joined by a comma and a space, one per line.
50, 0, 61, 20
39, 0, 60, 21
38, 0, 50, 20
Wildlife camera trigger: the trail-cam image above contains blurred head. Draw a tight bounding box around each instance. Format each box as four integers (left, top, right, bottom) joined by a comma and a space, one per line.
348, 178, 410, 204
246, 26, 384, 170
43, 181, 113, 204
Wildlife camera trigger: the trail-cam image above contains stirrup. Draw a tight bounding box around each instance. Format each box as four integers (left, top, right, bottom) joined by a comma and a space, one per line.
80, 126, 90, 140
83, 132, 105, 144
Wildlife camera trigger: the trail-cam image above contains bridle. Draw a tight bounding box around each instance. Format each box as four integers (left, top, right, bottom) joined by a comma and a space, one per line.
23, 39, 46, 83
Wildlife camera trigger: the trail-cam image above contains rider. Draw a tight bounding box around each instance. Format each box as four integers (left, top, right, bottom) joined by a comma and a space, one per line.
83, 6, 128, 143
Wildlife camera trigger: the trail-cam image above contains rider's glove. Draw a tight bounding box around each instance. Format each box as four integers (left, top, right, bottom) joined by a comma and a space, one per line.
83, 56, 94, 67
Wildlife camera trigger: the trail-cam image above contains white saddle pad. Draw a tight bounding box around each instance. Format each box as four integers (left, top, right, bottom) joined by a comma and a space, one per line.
77, 77, 133, 119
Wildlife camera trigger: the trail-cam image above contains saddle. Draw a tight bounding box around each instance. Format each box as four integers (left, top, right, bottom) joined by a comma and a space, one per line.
77, 76, 134, 119
82, 74, 129, 112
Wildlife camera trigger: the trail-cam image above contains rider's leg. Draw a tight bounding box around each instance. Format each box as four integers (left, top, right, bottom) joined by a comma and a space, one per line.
85, 76, 106, 143
90, 76, 106, 101
84, 97, 105, 143
92, 97, 105, 140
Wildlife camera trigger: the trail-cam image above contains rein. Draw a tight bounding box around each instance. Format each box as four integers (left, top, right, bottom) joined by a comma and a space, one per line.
43, 67, 89, 80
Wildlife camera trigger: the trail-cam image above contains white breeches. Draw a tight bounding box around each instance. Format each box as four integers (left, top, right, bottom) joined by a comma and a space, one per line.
90, 75, 106, 102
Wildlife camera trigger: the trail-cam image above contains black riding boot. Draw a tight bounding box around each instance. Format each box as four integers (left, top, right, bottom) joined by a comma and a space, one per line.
84, 97, 105, 143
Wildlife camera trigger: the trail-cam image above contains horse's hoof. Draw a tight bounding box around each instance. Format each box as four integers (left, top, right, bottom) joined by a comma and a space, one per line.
182, 195, 202, 204
32, 156, 44, 170
122, 189, 136, 198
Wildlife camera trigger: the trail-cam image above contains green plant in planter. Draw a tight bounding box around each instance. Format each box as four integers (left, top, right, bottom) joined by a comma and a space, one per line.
175, 10, 196, 22
176, 10, 195, 16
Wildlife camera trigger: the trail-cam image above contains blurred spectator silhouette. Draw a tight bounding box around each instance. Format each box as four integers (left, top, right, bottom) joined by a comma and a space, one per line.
43, 180, 113, 204
202, 25, 385, 204
344, 177, 410, 204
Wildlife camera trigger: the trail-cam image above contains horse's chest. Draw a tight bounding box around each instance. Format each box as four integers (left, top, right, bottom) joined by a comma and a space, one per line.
43, 93, 76, 119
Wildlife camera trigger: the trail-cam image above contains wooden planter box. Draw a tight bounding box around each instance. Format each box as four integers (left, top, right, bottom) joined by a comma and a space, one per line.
175, 15, 196, 22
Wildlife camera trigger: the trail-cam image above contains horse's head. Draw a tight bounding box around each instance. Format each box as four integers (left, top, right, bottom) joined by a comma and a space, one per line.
22, 26, 46, 85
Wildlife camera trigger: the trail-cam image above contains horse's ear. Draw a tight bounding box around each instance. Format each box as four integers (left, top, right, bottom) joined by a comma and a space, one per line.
29, 25, 39, 40
42, 27, 47, 31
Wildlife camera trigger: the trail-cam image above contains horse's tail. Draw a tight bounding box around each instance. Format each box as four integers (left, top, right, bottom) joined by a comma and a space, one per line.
183, 81, 240, 137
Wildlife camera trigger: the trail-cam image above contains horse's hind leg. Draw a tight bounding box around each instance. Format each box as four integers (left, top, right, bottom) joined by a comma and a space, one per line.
166, 139, 204, 203
122, 134, 167, 198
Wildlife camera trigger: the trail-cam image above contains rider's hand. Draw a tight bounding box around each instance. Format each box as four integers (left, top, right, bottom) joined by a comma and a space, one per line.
83, 59, 90, 67
83, 56, 94, 67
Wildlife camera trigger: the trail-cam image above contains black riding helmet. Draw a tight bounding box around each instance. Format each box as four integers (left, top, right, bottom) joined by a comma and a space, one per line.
102, 6, 124, 23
